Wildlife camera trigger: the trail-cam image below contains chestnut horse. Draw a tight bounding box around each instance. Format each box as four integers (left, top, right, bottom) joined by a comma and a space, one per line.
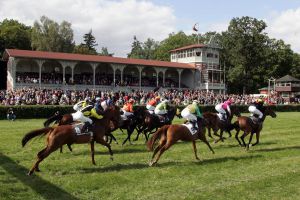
22, 106, 121, 175
203, 106, 241, 142
147, 120, 215, 166
233, 106, 276, 150
44, 109, 119, 152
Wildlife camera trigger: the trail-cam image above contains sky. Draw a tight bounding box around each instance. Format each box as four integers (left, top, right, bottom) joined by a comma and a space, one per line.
0, 0, 300, 57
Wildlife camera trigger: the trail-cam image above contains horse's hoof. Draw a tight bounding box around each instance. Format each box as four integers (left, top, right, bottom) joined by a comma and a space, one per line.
110, 157, 114, 161
149, 161, 154, 167
35, 169, 41, 172
27, 171, 33, 176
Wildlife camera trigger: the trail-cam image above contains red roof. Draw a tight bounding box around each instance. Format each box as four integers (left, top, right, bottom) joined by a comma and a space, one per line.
170, 44, 206, 52
3, 49, 195, 69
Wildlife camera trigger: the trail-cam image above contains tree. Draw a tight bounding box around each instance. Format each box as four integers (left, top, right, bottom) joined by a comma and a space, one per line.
0, 19, 32, 56
220, 16, 269, 93
99, 47, 113, 56
81, 30, 98, 54
142, 38, 159, 59
127, 36, 144, 59
153, 31, 194, 61
31, 16, 74, 52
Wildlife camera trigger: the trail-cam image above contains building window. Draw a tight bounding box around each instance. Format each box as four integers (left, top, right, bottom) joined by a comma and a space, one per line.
196, 51, 201, 56
207, 53, 214, 58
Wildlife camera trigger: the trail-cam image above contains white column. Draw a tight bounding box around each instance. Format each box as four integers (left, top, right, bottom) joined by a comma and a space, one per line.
138, 66, 144, 90
177, 69, 183, 89
92, 63, 97, 88
37, 60, 44, 88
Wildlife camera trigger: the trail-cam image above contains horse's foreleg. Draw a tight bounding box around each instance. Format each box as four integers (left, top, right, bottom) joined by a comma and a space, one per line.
252, 131, 260, 146
198, 130, 215, 154
60, 146, 63, 153
97, 138, 114, 160
207, 127, 213, 138
240, 132, 248, 147
90, 141, 96, 165
122, 128, 133, 146
67, 144, 73, 152
246, 132, 255, 151
192, 140, 200, 160
235, 129, 243, 146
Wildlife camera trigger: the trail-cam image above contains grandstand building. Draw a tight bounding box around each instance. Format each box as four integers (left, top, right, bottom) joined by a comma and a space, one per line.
2, 40, 225, 93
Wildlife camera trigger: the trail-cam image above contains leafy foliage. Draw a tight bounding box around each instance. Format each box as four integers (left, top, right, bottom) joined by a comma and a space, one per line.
31, 16, 74, 52
0, 19, 32, 56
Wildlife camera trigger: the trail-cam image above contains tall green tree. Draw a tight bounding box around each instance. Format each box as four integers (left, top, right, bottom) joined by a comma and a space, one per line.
0, 19, 32, 56
127, 36, 144, 58
31, 16, 74, 52
220, 16, 269, 93
99, 47, 113, 56
81, 30, 98, 54
142, 38, 159, 59
153, 31, 194, 61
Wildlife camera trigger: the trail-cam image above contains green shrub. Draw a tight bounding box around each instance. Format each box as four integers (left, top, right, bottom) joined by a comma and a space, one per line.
0, 104, 299, 119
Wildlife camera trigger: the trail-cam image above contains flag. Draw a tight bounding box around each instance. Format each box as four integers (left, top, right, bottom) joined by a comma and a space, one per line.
193, 23, 198, 32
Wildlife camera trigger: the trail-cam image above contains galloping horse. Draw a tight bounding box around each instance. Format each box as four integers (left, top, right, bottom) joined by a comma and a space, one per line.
147, 119, 215, 166
22, 106, 122, 175
135, 106, 177, 142
203, 106, 241, 142
44, 107, 118, 151
233, 106, 276, 150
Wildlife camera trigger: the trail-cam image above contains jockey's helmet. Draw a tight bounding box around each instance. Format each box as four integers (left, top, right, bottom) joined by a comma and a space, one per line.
95, 97, 101, 102
155, 96, 160, 100
193, 100, 199, 104
85, 97, 90, 102
129, 98, 135, 103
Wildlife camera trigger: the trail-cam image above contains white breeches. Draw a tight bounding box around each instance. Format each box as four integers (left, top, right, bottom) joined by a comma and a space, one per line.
73, 104, 80, 111
122, 109, 134, 117
248, 106, 263, 119
181, 108, 197, 121
155, 109, 167, 115
101, 101, 108, 111
215, 104, 226, 114
71, 111, 93, 124
146, 104, 155, 111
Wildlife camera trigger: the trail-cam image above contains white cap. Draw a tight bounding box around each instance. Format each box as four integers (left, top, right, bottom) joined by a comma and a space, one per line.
193, 100, 199, 103
95, 97, 101, 101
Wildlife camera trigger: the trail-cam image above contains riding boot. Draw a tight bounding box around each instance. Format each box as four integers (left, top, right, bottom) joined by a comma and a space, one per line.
191, 120, 197, 131
82, 122, 91, 133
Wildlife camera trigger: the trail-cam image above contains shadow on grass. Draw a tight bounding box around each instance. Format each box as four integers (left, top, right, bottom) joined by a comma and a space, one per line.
70, 147, 147, 156
78, 154, 263, 174
219, 141, 278, 149
254, 145, 300, 152
0, 153, 78, 200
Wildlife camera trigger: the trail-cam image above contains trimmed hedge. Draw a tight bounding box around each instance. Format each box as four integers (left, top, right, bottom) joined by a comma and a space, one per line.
0, 104, 299, 119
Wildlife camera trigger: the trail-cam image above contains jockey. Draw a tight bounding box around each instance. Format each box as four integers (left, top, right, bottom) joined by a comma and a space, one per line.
101, 97, 113, 111
90, 97, 104, 120
154, 99, 169, 123
146, 96, 160, 114
122, 98, 135, 120
71, 98, 94, 136
248, 98, 265, 122
215, 99, 232, 121
181, 100, 203, 131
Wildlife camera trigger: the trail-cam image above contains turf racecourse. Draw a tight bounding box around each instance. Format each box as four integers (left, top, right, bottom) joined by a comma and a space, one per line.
0, 112, 299, 200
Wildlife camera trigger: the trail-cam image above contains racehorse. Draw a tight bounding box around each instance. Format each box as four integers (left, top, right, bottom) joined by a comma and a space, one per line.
147, 119, 215, 166
44, 108, 119, 151
203, 106, 241, 142
233, 106, 276, 150
22, 106, 121, 175
135, 106, 177, 142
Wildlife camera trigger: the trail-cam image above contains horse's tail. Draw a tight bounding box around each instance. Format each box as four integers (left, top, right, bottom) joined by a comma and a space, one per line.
44, 113, 62, 127
22, 127, 53, 147
147, 125, 170, 151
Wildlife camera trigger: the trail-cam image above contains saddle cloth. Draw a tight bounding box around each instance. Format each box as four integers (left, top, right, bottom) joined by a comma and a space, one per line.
72, 123, 91, 136
182, 123, 198, 135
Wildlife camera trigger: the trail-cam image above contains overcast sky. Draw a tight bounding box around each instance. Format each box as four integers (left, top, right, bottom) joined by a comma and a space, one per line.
0, 0, 299, 57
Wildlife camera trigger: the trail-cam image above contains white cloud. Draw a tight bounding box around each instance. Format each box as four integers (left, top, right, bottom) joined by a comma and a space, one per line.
266, 7, 300, 53
0, 0, 176, 57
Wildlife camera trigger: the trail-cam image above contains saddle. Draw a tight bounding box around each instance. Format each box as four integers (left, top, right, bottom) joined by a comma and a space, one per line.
73, 123, 92, 136
249, 116, 262, 128
182, 122, 198, 135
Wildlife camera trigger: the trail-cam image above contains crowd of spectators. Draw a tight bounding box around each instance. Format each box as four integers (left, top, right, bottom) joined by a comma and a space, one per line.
0, 87, 292, 106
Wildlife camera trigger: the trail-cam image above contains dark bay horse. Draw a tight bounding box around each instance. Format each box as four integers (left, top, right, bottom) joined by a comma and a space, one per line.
22, 106, 122, 175
203, 106, 241, 142
147, 120, 215, 166
135, 106, 177, 142
233, 106, 276, 150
